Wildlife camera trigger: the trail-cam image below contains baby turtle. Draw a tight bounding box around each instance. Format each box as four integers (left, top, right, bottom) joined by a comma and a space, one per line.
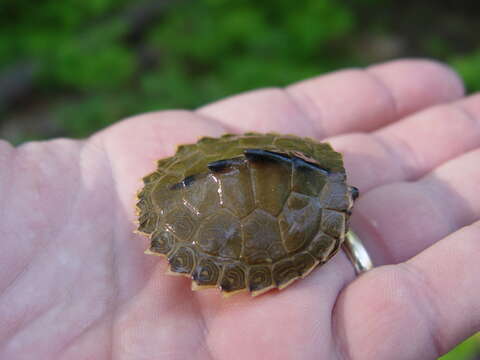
135, 133, 358, 296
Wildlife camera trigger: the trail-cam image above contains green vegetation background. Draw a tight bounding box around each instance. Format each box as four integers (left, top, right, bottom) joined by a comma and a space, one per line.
0, 0, 479, 357
2, 0, 480, 145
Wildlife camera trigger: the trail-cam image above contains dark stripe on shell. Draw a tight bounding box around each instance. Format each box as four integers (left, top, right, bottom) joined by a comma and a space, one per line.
244, 149, 292, 163
207, 157, 245, 173
169, 174, 198, 190
292, 156, 330, 175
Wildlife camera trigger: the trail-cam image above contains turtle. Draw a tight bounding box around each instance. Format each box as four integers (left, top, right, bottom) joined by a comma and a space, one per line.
135, 133, 358, 297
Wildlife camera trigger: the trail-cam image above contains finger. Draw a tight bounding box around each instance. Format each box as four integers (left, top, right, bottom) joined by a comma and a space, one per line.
351, 147, 480, 265
197, 59, 464, 137
334, 220, 480, 360
404, 220, 480, 354
330, 93, 480, 191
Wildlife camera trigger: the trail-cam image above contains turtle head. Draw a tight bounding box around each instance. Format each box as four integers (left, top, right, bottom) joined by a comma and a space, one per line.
349, 186, 359, 201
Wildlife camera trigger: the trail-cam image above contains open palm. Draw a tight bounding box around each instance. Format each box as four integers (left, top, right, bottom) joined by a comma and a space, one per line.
1, 59, 479, 360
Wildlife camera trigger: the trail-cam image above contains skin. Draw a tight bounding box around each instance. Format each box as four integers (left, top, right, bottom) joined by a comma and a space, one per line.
0, 58, 479, 360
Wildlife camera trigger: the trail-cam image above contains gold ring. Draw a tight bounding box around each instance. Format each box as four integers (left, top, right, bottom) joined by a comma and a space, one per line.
343, 230, 373, 274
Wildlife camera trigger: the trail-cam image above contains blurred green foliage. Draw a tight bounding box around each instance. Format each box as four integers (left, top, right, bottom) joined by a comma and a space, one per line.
1, 0, 480, 143
452, 50, 480, 92
1, 0, 132, 87
0, 0, 479, 357
440, 333, 480, 360
2, 0, 367, 140
0, 0, 479, 141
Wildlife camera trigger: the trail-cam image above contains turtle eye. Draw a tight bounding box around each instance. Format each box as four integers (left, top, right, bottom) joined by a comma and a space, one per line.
350, 186, 359, 200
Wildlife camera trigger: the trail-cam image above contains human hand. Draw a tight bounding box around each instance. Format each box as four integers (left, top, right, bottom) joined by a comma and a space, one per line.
1, 59, 479, 360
